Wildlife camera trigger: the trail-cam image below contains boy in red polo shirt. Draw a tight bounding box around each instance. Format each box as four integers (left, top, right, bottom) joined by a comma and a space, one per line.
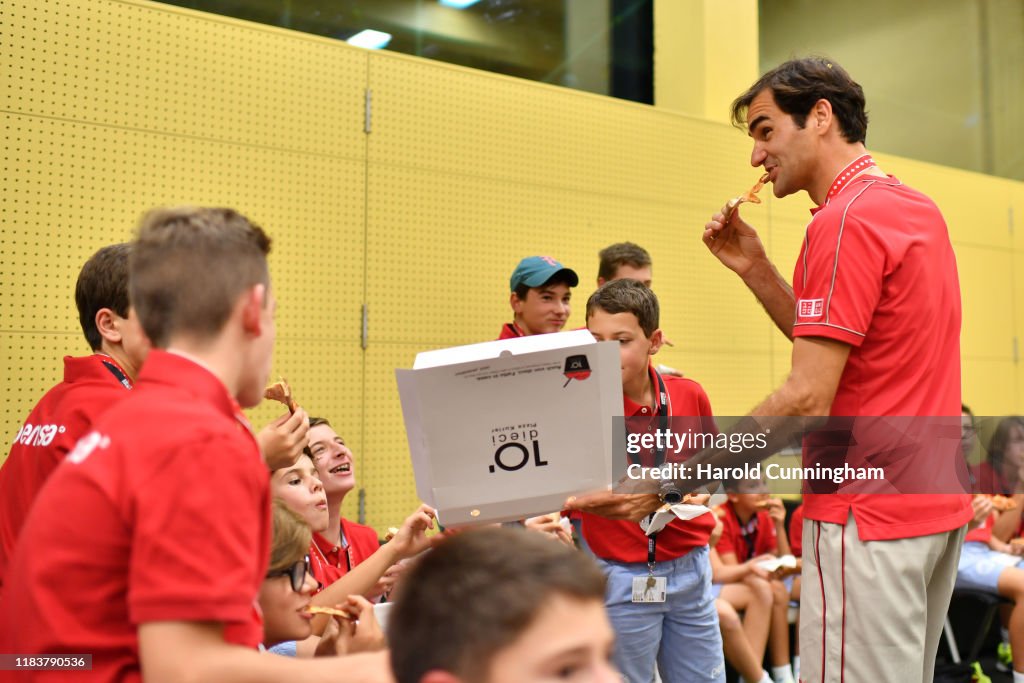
575, 279, 724, 683
498, 256, 578, 339
715, 477, 795, 683
306, 417, 397, 594
0, 243, 149, 588
0, 207, 395, 682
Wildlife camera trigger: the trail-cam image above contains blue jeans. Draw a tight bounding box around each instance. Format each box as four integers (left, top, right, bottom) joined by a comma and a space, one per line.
594, 545, 725, 683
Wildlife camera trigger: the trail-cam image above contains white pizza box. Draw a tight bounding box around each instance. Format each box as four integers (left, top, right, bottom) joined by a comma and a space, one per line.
395, 329, 621, 526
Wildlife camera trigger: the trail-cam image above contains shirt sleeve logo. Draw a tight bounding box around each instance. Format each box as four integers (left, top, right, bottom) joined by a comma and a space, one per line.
797, 298, 824, 318
67, 431, 111, 464
13, 423, 66, 448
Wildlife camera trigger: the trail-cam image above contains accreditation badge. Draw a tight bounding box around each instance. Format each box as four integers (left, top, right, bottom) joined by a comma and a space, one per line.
631, 575, 667, 603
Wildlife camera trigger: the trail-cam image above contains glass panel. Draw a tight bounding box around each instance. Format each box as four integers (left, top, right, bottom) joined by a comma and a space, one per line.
760, 0, 1024, 181
158, 0, 654, 104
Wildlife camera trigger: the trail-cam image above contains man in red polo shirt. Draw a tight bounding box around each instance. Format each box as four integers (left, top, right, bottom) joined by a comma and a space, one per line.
498, 256, 578, 340
0, 208, 391, 682
0, 243, 149, 588
695, 58, 971, 683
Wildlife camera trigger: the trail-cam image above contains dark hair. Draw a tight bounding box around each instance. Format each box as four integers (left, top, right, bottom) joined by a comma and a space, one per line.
987, 416, 1024, 487
130, 207, 272, 347
586, 278, 659, 337
598, 242, 652, 282
731, 57, 868, 145
388, 527, 606, 683
303, 416, 332, 459
75, 243, 132, 351
512, 272, 577, 302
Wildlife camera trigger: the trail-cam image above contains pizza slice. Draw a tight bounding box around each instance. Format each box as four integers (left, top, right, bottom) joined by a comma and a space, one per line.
305, 605, 354, 620
723, 172, 771, 223
990, 494, 1017, 512
263, 377, 297, 413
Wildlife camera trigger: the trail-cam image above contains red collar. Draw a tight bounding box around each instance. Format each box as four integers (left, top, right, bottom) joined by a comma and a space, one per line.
62, 354, 132, 388
825, 154, 874, 205
498, 322, 527, 340
622, 365, 667, 417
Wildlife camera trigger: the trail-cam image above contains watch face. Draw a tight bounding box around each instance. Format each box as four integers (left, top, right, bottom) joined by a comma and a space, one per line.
660, 486, 683, 504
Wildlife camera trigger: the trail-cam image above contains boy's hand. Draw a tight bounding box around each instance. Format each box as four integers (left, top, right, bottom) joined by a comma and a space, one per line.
366, 561, 407, 601
744, 553, 776, 581
256, 407, 310, 470
564, 491, 662, 521
317, 596, 386, 656
969, 494, 994, 530
386, 504, 438, 560
525, 513, 574, 547
764, 498, 786, 525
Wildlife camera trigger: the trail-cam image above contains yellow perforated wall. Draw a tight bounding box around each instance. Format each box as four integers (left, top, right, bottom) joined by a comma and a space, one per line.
2, 0, 1023, 532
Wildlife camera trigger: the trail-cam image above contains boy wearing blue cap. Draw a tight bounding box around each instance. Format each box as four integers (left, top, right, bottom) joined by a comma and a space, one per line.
498, 256, 580, 340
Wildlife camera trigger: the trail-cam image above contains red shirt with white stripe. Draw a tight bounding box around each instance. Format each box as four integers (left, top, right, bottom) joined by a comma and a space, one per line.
0, 354, 132, 587
792, 172, 971, 540
582, 367, 716, 563
0, 351, 270, 683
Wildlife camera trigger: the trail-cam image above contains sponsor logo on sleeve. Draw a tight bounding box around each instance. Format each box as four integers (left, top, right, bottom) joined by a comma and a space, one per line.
13, 423, 66, 448
797, 298, 824, 318
67, 431, 111, 464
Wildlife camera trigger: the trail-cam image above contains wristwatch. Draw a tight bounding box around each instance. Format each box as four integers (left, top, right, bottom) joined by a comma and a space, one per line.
658, 481, 684, 505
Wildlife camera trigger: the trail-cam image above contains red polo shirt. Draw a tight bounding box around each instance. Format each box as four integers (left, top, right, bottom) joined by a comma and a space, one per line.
582, 368, 716, 563
498, 322, 523, 339
0, 350, 270, 682
792, 175, 971, 541
715, 502, 778, 562
310, 519, 381, 588
0, 354, 132, 587
964, 512, 994, 544
789, 504, 804, 558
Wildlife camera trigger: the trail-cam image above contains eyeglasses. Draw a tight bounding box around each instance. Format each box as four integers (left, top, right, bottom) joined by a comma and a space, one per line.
266, 555, 312, 592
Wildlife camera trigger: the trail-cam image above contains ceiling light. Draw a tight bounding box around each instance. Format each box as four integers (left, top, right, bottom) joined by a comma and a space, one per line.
346, 29, 393, 50
440, 0, 483, 8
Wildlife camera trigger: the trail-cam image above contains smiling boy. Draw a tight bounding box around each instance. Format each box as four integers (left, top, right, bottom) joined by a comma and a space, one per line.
498, 256, 579, 339
305, 418, 387, 591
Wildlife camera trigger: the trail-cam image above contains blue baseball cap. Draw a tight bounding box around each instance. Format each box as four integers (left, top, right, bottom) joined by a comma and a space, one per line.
509, 256, 580, 292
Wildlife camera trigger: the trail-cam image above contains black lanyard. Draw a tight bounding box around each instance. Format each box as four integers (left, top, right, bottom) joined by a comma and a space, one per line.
647, 532, 659, 573
101, 360, 132, 389
643, 370, 670, 571
630, 369, 670, 468
738, 514, 760, 562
